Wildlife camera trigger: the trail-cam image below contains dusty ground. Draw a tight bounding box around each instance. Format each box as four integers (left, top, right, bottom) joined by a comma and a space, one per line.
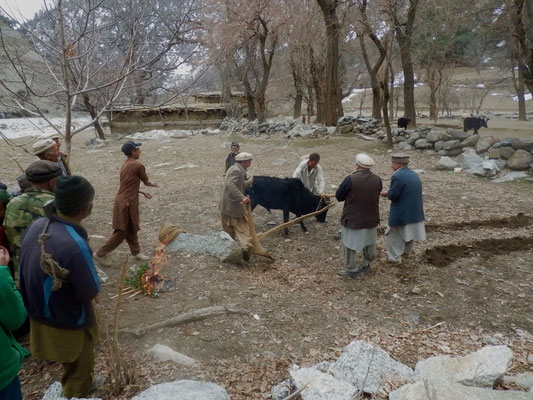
2, 122, 532, 399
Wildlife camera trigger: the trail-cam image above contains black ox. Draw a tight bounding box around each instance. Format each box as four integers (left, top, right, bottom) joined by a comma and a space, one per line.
463, 116, 488, 134
246, 176, 329, 235
397, 117, 411, 129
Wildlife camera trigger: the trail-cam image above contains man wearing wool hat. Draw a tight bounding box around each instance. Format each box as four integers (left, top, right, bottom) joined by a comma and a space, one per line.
380, 154, 426, 263
225, 141, 240, 173
4, 160, 61, 280
19, 175, 100, 398
41, 132, 71, 176
33, 138, 61, 165
335, 153, 382, 278
220, 151, 255, 261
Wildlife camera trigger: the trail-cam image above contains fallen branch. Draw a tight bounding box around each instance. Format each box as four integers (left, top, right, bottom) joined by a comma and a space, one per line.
282, 384, 309, 400
120, 305, 249, 336
416, 321, 445, 333
257, 202, 335, 240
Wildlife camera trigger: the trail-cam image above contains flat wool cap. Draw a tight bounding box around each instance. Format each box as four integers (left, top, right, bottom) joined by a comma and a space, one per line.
235, 152, 253, 161
25, 160, 62, 182
355, 153, 375, 168
41, 132, 60, 140
32, 138, 56, 155
391, 153, 410, 164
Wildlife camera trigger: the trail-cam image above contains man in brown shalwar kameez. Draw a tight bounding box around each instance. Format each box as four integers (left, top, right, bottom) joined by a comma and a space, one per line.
95, 141, 157, 266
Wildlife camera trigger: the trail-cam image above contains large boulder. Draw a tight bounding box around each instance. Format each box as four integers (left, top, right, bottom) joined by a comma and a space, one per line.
499, 147, 516, 160
493, 138, 519, 148
42, 382, 102, 400
132, 380, 230, 400
447, 129, 471, 141
488, 148, 501, 159
456, 149, 484, 170
442, 140, 462, 150
414, 345, 513, 388
407, 132, 421, 145
290, 367, 357, 400
476, 136, 495, 154
414, 139, 433, 149
437, 148, 463, 157
461, 134, 480, 148
469, 160, 500, 178
512, 139, 533, 151
337, 124, 353, 134
165, 231, 242, 264
389, 380, 532, 400
492, 171, 529, 183
436, 156, 459, 170
507, 149, 533, 170
434, 141, 445, 152
327, 341, 416, 394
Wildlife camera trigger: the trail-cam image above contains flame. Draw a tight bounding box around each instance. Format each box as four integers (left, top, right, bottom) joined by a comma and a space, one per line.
141, 243, 167, 296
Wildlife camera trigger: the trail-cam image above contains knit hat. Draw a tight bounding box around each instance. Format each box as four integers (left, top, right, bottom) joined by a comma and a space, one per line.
25, 160, 62, 182
231, 142, 240, 148
355, 153, 375, 169
391, 154, 410, 164
32, 138, 56, 155
121, 140, 142, 156
235, 152, 253, 161
55, 175, 95, 214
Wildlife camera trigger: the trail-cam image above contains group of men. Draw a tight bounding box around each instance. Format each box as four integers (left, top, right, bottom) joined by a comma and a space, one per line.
1, 135, 157, 399
220, 143, 426, 273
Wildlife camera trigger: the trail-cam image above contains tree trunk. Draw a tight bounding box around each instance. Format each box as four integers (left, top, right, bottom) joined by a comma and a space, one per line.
82, 94, 106, 139
518, 66, 527, 120
293, 94, 303, 119
388, 64, 395, 120
290, 53, 304, 119
359, 36, 382, 119
380, 79, 393, 147
246, 94, 256, 121
316, 0, 343, 126
256, 94, 266, 122
394, 0, 419, 128
306, 84, 315, 118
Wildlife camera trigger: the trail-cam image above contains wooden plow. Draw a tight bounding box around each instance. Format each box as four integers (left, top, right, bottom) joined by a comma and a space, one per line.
246, 199, 335, 260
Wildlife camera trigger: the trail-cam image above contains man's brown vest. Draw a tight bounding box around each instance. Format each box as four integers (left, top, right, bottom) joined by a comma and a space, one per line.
340, 169, 382, 230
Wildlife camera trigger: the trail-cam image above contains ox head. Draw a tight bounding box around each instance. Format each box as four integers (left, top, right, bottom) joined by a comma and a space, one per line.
481, 117, 488, 128
315, 196, 330, 223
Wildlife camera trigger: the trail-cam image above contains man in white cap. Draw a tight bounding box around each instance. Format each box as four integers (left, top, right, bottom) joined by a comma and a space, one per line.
41, 132, 71, 176
380, 154, 426, 263
335, 153, 382, 278
219, 152, 255, 261
32, 138, 60, 165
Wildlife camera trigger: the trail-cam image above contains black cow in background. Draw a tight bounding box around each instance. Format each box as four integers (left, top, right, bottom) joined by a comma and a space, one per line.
463, 116, 488, 134
397, 117, 411, 129
246, 176, 329, 236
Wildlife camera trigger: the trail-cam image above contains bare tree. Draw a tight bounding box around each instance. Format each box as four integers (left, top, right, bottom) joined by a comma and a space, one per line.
0, 0, 197, 156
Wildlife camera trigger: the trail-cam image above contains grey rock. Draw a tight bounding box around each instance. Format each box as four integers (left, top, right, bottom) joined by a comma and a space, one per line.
271, 379, 293, 400
328, 340, 416, 394
425, 149, 436, 155
507, 150, 533, 170
314, 361, 333, 373
500, 147, 516, 160
469, 160, 500, 177
165, 231, 242, 264
313, 127, 328, 136
397, 141, 413, 151
407, 132, 421, 145
414, 345, 513, 388
494, 159, 508, 170
389, 380, 533, 400
338, 124, 353, 134
132, 380, 230, 400
513, 139, 533, 151
493, 138, 519, 148
83, 138, 107, 148
146, 344, 196, 367
476, 136, 495, 154
488, 148, 501, 159
42, 382, 102, 400
447, 130, 471, 141
290, 367, 356, 400
426, 131, 452, 142
414, 139, 433, 149
437, 148, 463, 157
456, 149, 484, 170
492, 171, 529, 183
436, 156, 459, 170
442, 140, 462, 150
434, 141, 445, 152
502, 373, 533, 390
461, 135, 480, 148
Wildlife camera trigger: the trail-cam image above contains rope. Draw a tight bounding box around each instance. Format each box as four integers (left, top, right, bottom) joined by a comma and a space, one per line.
38, 220, 70, 291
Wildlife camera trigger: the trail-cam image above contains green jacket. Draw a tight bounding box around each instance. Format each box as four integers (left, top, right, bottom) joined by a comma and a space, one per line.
3, 188, 54, 273
0, 265, 29, 391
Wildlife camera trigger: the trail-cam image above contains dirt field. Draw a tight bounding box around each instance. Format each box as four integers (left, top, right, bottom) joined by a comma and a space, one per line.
2, 123, 532, 399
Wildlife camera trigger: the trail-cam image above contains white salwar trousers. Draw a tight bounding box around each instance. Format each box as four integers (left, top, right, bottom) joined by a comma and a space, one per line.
385, 221, 426, 262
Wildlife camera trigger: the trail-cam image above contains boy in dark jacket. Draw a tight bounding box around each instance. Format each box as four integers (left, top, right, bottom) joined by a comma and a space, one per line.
20, 176, 100, 398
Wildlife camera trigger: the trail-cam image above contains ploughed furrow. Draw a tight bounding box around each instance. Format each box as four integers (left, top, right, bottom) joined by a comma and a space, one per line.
425, 213, 532, 233
424, 236, 533, 268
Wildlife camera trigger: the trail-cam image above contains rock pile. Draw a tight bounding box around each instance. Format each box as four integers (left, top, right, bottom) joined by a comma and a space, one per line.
220, 117, 332, 138
272, 341, 533, 400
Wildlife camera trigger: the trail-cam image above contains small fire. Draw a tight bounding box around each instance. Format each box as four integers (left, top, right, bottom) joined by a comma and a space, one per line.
141, 244, 168, 296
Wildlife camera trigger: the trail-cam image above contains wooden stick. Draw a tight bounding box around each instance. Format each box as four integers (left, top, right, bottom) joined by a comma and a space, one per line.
127, 290, 142, 299
282, 384, 309, 400
246, 203, 274, 259
257, 202, 335, 240
416, 321, 445, 333
110, 287, 136, 299
120, 305, 249, 336
140, 218, 162, 227
113, 256, 129, 342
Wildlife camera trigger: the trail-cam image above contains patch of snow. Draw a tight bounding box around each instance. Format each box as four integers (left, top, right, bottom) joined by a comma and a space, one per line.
0, 117, 92, 139
496, 40, 506, 48
511, 93, 533, 101
476, 83, 485, 88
